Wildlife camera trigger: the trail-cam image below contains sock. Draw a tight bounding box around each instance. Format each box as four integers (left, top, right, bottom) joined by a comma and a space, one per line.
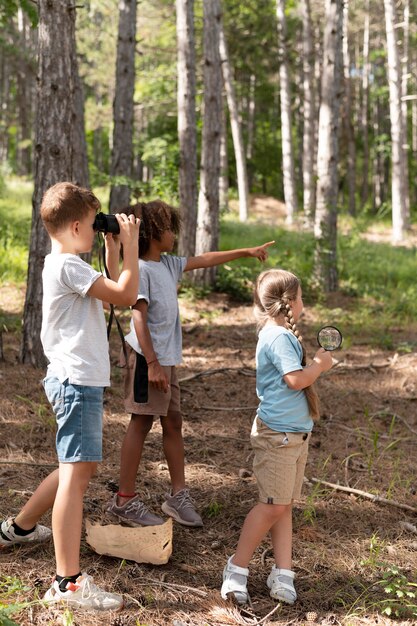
55, 573, 82, 593
12, 521, 36, 536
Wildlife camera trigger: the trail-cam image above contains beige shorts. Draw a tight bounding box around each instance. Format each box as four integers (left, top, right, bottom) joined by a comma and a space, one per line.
250, 416, 311, 505
122, 345, 180, 417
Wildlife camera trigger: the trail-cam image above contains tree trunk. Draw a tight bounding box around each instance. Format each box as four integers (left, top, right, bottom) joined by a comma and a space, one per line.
195, 0, 222, 286
109, 0, 137, 212
361, 1, 370, 204
20, 0, 80, 367
384, 0, 407, 243
342, 0, 356, 216
401, 0, 410, 227
219, 98, 229, 212
276, 0, 297, 224
176, 0, 198, 257
219, 19, 249, 222
314, 0, 344, 293
301, 0, 316, 223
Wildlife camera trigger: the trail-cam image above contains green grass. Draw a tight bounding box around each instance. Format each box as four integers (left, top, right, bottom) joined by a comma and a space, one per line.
1, 177, 417, 349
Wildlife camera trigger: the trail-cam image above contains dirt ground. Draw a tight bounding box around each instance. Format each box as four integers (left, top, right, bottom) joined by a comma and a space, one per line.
0, 205, 417, 626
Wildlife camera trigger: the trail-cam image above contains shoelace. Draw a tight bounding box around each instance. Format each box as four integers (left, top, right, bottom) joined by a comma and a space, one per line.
124, 499, 150, 516
172, 489, 195, 510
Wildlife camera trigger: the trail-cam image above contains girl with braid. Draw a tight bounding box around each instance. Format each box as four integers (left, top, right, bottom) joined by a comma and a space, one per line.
221, 268, 333, 606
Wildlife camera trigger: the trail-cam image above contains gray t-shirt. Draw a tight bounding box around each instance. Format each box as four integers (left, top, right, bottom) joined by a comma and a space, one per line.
125, 254, 187, 366
41, 253, 110, 386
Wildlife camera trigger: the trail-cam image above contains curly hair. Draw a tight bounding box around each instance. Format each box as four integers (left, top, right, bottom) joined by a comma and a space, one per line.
122, 200, 181, 258
254, 268, 320, 421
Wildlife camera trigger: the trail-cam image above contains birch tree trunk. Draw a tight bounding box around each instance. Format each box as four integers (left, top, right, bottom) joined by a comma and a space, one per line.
342, 0, 356, 216
276, 0, 297, 224
301, 0, 316, 223
361, 2, 370, 203
384, 0, 407, 243
176, 0, 198, 257
20, 0, 79, 366
401, 0, 410, 226
219, 19, 249, 222
195, 0, 222, 286
314, 0, 344, 292
109, 0, 137, 212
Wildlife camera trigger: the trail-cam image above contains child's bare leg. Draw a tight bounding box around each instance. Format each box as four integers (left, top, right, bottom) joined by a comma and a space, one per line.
14, 468, 59, 530
118, 414, 153, 503
270, 503, 293, 569
53, 461, 96, 576
160, 410, 185, 493
233, 502, 289, 567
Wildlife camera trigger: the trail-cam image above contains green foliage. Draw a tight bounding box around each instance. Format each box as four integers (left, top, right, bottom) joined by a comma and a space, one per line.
0, 178, 31, 284
0, 0, 37, 27
0, 575, 32, 626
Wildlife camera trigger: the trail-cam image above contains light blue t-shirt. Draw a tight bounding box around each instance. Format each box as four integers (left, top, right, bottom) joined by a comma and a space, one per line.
256, 325, 313, 433
125, 254, 187, 366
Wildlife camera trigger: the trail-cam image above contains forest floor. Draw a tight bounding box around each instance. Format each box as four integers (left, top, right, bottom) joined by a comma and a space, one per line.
0, 198, 417, 626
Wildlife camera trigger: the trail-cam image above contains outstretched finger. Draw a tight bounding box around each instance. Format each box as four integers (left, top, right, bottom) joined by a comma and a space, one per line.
262, 240, 275, 249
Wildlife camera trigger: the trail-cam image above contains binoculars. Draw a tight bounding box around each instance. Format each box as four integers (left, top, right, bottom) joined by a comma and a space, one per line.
93, 212, 120, 234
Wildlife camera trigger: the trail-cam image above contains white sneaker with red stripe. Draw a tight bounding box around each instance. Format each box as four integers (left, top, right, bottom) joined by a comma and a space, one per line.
43, 573, 123, 611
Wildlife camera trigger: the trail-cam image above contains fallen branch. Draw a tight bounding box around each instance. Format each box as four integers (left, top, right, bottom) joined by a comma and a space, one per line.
370, 409, 417, 437
196, 405, 258, 412
132, 576, 208, 598
309, 477, 417, 513
179, 367, 255, 384
399, 521, 417, 534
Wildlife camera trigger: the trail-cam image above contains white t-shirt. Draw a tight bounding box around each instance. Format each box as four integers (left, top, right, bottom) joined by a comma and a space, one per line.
125, 254, 187, 366
41, 253, 110, 386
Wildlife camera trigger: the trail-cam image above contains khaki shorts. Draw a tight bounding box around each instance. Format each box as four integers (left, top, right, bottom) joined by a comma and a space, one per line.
250, 416, 311, 505
122, 345, 180, 416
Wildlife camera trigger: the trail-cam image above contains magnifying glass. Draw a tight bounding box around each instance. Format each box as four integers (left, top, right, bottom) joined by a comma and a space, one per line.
317, 325, 343, 351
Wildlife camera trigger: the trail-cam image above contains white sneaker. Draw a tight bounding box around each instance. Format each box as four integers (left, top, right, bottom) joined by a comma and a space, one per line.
221, 556, 249, 605
43, 573, 123, 612
266, 567, 297, 604
0, 518, 51, 547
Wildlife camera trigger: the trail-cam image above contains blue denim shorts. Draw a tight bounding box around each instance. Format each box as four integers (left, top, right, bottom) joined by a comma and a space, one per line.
43, 377, 104, 463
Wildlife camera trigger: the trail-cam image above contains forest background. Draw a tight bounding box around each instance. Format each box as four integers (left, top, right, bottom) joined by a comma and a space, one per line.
0, 0, 417, 625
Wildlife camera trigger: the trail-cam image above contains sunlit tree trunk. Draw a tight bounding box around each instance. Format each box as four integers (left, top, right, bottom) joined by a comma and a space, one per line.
301, 0, 316, 223
195, 0, 222, 286
109, 0, 137, 212
384, 0, 407, 243
401, 0, 410, 227
176, 0, 198, 257
276, 0, 297, 224
343, 0, 356, 216
361, 1, 370, 204
21, 0, 79, 366
219, 19, 249, 222
314, 0, 343, 292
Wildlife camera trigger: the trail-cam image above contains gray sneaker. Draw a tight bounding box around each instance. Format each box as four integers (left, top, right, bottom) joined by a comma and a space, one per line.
0, 518, 52, 548
161, 488, 203, 527
106, 495, 164, 526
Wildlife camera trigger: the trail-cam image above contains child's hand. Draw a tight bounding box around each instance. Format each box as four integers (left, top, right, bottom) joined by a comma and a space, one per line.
115, 213, 140, 247
104, 232, 121, 254
148, 361, 170, 393
247, 241, 275, 262
313, 348, 333, 372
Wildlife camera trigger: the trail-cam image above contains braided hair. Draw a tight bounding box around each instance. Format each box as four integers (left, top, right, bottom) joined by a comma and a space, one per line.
254, 269, 320, 421
123, 200, 181, 258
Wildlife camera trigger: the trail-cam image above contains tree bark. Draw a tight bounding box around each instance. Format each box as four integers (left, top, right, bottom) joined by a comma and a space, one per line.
20, 0, 81, 367
314, 0, 344, 293
176, 0, 198, 257
384, 0, 407, 243
400, 0, 410, 227
276, 0, 297, 224
219, 97, 229, 212
361, 1, 370, 204
109, 0, 137, 212
219, 19, 249, 222
301, 0, 316, 223
342, 0, 356, 216
195, 0, 222, 286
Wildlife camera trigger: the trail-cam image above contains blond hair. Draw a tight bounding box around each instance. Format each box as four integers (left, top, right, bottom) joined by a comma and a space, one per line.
254, 269, 320, 421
